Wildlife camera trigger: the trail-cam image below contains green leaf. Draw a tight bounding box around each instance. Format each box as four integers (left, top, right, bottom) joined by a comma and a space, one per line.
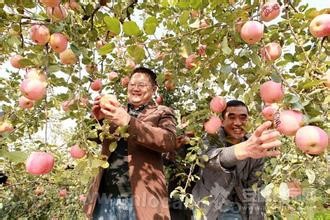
19, 58, 34, 67
127, 45, 145, 63
190, 0, 202, 9
301, 80, 322, 89
109, 141, 117, 152
0, 149, 27, 163
98, 43, 115, 56
279, 182, 289, 201
306, 169, 315, 184
123, 21, 141, 36
143, 16, 158, 35
221, 36, 231, 55
104, 17, 121, 35
195, 208, 204, 220
261, 183, 274, 199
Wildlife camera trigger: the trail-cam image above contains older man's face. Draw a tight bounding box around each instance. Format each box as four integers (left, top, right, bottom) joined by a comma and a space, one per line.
222, 106, 249, 144
127, 72, 155, 108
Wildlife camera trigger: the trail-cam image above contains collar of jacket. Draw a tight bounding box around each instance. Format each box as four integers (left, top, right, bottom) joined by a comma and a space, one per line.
127, 100, 157, 118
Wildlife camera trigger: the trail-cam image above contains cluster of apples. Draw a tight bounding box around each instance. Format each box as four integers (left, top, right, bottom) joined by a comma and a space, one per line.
10, 22, 79, 110
260, 81, 328, 155
238, 1, 282, 62
40, 0, 80, 22
25, 144, 86, 176
30, 24, 76, 64
204, 96, 226, 134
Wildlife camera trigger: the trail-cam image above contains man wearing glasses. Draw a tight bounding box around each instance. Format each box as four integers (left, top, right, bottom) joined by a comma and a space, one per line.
85, 67, 177, 220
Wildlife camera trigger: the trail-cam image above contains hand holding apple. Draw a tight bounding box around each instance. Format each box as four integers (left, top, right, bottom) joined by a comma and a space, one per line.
100, 102, 131, 127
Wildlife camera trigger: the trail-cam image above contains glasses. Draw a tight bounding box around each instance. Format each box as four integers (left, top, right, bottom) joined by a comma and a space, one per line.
128, 83, 152, 89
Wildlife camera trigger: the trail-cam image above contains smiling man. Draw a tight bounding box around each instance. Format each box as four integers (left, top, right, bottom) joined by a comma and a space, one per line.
84, 67, 177, 220
192, 100, 282, 220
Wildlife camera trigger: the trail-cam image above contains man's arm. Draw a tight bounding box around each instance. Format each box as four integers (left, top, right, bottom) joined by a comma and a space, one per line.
100, 101, 177, 153
127, 106, 177, 153
205, 121, 281, 171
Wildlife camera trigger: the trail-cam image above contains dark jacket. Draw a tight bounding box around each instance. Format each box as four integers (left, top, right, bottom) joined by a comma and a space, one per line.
192, 128, 265, 220
84, 103, 177, 220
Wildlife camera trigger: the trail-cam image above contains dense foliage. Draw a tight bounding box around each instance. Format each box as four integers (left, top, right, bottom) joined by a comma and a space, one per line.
0, 0, 329, 219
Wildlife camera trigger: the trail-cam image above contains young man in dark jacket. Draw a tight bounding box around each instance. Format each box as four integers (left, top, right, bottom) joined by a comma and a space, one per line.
193, 100, 281, 220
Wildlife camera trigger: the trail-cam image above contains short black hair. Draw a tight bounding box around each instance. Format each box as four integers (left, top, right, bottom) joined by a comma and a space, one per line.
222, 100, 249, 118
130, 67, 157, 86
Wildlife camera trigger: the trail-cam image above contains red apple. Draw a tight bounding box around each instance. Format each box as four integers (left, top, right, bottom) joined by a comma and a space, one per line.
287, 181, 302, 198
79, 194, 86, 202
100, 94, 119, 109
204, 116, 222, 134
260, 42, 282, 61
324, 71, 330, 88
25, 68, 47, 82
210, 96, 226, 113
295, 125, 328, 155
240, 21, 264, 44
91, 79, 102, 91
156, 96, 163, 105
46, 5, 68, 22
10, 55, 23, 69
260, 2, 281, 22
108, 71, 118, 81
20, 79, 47, 101
276, 110, 304, 136
34, 185, 45, 196
26, 152, 54, 175
19, 96, 34, 109
126, 59, 136, 69
260, 81, 284, 104
197, 44, 207, 56
164, 72, 173, 80
155, 51, 165, 60
61, 100, 74, 112
185, 54, 198, 69
261, 104, 278, 120
85, 63, 97, 74
120, 76, 130, 87
64, 0, 80, 10
30, 25, 50, 45
59, 188, 68, 198
164, 80, 175, 91
49, 33, 68, 53
40, 0, 60, 7
0, 122, 14, 134
191, 10, 200, 18
60, 49, 77, 65
70, 144, 86, 159
309, 14, 330, 38
199, 19, 209, 28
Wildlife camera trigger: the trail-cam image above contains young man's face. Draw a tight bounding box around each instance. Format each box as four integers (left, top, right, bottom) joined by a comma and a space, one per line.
127, 72, 156, 108
222, 106, 249, 144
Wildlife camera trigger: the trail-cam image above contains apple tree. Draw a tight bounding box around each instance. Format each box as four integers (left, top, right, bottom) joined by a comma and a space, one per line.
0, 0, 329, 219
